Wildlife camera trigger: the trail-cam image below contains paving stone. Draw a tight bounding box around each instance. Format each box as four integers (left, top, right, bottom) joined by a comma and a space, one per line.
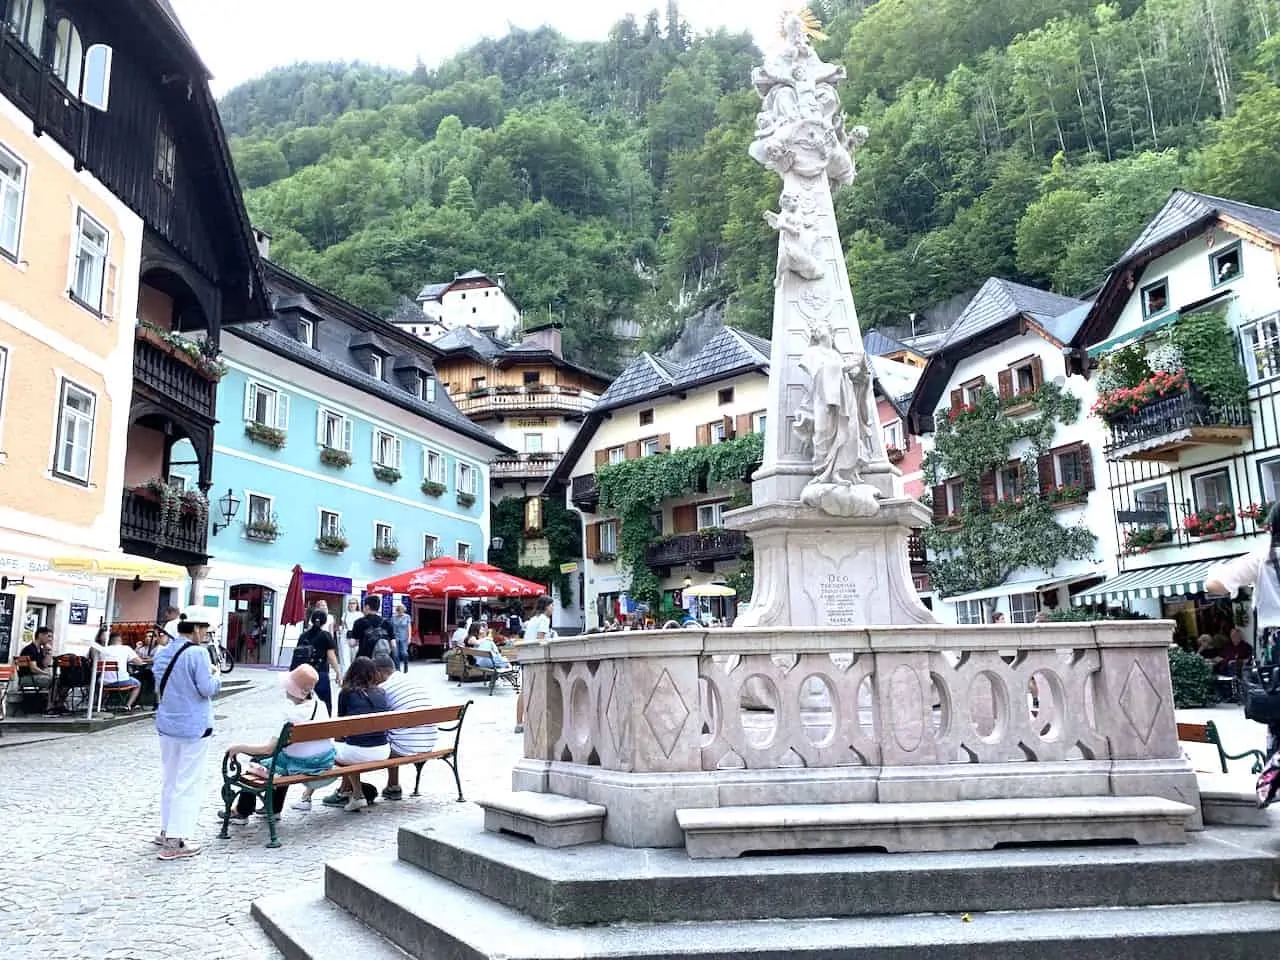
0, 663, 522, 958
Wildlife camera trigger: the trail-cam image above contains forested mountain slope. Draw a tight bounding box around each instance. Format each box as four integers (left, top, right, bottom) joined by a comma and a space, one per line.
221, 0, 1280, 367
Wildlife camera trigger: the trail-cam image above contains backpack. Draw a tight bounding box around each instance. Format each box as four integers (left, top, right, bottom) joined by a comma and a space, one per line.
290, 629, 328, 671
371, 627, 392, 659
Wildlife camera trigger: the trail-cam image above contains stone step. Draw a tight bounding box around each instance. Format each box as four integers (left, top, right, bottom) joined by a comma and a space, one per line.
256, 856, 1280, 960
676, 796, 1195, 858
479, 790, 605, 847
251, 888, 409, 960
396, 813, 1278, 926
1197, 773, 1273, 827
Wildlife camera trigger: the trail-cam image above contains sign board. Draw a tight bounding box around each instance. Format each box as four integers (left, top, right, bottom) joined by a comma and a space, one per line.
68, 602, 90, 625
559, 562, 579, 574
1116, 509, 1167, 525
0, 592, 13, 661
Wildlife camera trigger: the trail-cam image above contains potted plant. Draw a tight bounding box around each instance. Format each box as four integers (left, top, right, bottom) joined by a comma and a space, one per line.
1183, 507, 1236, 538
494, 384, 520, 395
1091, 369, 1188, 425
373, 465, 402, 484
1123, 524, 1173, 554
245, 421, 287, 448
372, 541, 400, 563
320, 446, 352, 468
315, 530, 348, 553
457, 491, 477, 508
135, 322, 227, 381
1239, 501, 1276, 526
180, 490, 209, 527
886, 445, 905, 465
1047, 484, 1087, 507
422, 479, 447, 497
245, 513, 280, 542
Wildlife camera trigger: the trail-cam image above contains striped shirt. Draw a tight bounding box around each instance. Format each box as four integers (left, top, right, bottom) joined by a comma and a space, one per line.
379, 671, 437, 755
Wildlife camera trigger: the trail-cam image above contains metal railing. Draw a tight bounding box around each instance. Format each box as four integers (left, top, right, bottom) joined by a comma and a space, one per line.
1105, 384, 1250, 454
644, 530, 748, 568
120, 490, 208, 560
133, 330, 217, 418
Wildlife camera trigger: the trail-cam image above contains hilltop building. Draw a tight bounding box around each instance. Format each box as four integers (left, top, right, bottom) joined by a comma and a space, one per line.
398, 269, 521, 340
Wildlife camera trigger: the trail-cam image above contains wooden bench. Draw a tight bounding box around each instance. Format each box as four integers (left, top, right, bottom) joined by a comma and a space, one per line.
0, 664, 12, 721
446, 647, 520, 695
1177, 720, 1268, 774
218, 702, 471, 848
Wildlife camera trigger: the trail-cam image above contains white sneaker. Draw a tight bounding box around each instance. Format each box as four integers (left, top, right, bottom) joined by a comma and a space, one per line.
291, 798, 312, 812
343, 795, 368, 813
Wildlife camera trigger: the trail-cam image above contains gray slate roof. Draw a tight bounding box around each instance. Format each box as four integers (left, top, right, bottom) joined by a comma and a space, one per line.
416, 281, 450, 302
939, 278, 1084, 351
864, 328, 909, 356
596, 354, 681, 409
430, 325, 507, 360
595, 327, 771, 412
1119, 189, 1280, 264
229, 324, 509, 453
1039, 301, 1093, 345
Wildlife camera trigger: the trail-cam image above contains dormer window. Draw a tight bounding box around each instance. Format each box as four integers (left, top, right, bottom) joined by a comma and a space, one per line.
370, 354, 383, 379
296, 317, 314, 348
419, 376, 436, 402
1140, 278, 1169, 319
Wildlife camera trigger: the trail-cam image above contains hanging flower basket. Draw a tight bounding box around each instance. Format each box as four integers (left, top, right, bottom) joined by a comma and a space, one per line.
1183, 508, 1236, 538
1123, 525, 1173, 555
135, 323, 227, 381
245, 421, 286, 449
422, 480, 447, 497
373, 465, 402, 484
320, 447, 351, 468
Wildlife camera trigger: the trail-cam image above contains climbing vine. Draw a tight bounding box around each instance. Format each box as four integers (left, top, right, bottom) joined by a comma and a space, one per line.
923, 382, 1096, 598
596, 432, 763, 606
489, 495, 582, 607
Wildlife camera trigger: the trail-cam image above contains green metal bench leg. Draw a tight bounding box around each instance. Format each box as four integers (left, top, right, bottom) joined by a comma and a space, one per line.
218, 781, 235, 840
445, 755, 464, 801
412, 761, 426, 797
265, 786, 281, 849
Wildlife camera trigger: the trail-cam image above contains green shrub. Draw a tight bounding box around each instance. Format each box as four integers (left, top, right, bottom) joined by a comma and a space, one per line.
1167, 647, 1217, 709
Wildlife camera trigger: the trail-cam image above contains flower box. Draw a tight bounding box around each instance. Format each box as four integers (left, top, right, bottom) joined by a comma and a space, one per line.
372, 545, 400, 563
315, 534, 348, 554
136, 323, 226, 382
1183, 508, 1235, 538
1047, 484, 1088, 509
457, 492, 477, 508
1239, 500, 1276, 526
132, 479, 208, 531
422, 480, 447, 497
245, 520, 280, 542
1123, 524, 1173, 555
320, 447, 352, 468
245, 421, 287, 449
493, 384, 520, 395
373, 465, 402, 484
1091, 369, 1189, 425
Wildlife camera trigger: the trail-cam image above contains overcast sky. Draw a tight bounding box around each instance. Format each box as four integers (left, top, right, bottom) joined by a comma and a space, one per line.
169, 1, 788, 95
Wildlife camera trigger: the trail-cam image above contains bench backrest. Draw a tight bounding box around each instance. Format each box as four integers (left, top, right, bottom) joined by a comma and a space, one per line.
1175, 721, 1219, 746
284, 703, 467, 747
0, 665, 13, 681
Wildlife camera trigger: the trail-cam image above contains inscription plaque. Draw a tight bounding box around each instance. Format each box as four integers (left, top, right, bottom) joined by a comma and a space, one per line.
817, 573, 859, 626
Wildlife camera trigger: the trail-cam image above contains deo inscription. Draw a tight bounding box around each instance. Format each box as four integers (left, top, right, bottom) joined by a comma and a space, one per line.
817, 573, 859, 626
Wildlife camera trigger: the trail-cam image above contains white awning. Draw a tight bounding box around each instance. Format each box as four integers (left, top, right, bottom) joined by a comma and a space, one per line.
943, 574, 1088, 604
1070, 558, 1235, 605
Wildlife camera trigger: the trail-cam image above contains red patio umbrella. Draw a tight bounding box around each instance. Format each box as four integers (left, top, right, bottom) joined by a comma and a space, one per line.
472, 562, 547, 597
371, 556, 510, 598
280, 564, 307, 627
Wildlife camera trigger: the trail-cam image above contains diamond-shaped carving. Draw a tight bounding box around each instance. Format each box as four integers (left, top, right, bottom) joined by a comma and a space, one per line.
1117, 661, 1162, 745
642, 668, 691, 759
603, 668, 624, 756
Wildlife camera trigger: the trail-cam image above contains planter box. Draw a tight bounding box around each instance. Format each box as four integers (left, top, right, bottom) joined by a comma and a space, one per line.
245, 423, 287, 449
245, 527, 279, 543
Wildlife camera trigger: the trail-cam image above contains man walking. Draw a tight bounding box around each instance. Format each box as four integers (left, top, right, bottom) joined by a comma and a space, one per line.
152, 608, 220, 860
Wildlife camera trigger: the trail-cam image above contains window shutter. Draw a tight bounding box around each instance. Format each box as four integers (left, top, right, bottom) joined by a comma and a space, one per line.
1037, 454, 1056, 494
931, 484, 948, 521
949, 388, 963, 413
393, 437, 403, 469
673, 504, 697, 533
997, 368, 1013, 401
243, 382, 257, 422
723, 414, 735, 439
696, 423, 711, 445
1031, 357, 1045, 390
1078, 443, 1095, 490
595, 448, 610, 469
275, 394, 290, 431
373, 429, 381, 463
979, 473, 997, 507
342, 417, 353, 453
625, 440, 641, 460
585, 522, 601, 560
104, 262, 117, 318
315, 408, 325, 445
735, 414, 751, 438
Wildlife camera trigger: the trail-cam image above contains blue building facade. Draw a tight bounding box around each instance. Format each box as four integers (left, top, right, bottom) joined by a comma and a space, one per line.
172, 261, 508, 665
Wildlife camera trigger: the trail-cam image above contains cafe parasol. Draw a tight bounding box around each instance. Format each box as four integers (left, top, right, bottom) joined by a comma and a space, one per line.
471, 562, 547, 597
683, 581, 737, 598
370, 556, 511, 599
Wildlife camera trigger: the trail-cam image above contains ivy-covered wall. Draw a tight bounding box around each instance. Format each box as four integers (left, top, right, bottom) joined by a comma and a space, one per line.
489, 495, 582, 607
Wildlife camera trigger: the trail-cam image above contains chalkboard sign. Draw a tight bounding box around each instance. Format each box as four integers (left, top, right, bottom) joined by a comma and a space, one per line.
0, 592, 14, 662
69, 602, 89, 625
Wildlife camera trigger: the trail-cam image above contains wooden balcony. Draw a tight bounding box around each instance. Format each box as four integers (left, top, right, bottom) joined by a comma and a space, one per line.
645, 530, 748, 572
132, 327, 218, 419
571, 474, 599, 513
491, 452, 560, 481
1104, 385, 1251, 462
453, 384, 596, 419
119, 490, 208, 566
0, 31, 83, 160
908, 530, 928, 570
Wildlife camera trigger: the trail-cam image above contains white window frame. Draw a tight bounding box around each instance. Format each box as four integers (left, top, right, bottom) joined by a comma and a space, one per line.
883, 419, 903, 450
1055, 447, 1086, 488
424, 448, 447, 484
524, 433, 544, 454
457, 461, 477, 495
373, 429, 402, 469
69, 207, 109, 314
52, 17, 82, 94
1140, 277, 1170, 319
1258, 458, 1280, 505
1242, 313, 1280, 384
1191, 467, 1234, 514
640, 436, 660, 457
319, 509, 342, 538
316, 408, 351, 452
244, 381, 288, 429
245, 491, 274, 527
608, 445, 625, 465
711, 420, 728, 442
51, 378, 95, 484
1210, 241, 1242, 287
0, 143, 27, 261
297, 316, 314, 348
374, 521, 394, 548
456, 541, 472, 563
0, 344, 8, 453
420, 376, 436, 402
599, 521, 619, 556
370, 354, 383, 379
954, 599, 985, 625
696, 501, 728, 529
423, 533, 440, 561
1133, 483, 1171, 527
751, 411, 766, 435
1008, 593, 1038, 624
961, 380, 983, 406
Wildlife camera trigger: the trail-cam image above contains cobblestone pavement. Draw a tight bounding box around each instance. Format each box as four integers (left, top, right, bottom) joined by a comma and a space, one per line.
0, 664, 524, 960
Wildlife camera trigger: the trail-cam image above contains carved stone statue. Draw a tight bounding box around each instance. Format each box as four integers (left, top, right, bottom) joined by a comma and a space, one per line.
763, 191, 824, 286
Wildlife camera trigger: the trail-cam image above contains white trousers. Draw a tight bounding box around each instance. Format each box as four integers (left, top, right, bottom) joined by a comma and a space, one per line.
159, 734, 209, 840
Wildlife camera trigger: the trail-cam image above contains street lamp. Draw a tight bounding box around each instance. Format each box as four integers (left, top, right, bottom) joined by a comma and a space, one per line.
490, 536, 505, 551
212, 488, 241, 535
0, 576, 27, 591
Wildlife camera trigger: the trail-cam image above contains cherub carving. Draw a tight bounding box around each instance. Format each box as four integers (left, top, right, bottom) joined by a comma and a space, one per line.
764, 191, 824, 286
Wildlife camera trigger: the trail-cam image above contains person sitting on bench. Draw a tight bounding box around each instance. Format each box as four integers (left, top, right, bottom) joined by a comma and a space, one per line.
371, 653, 435, 801
321, 656, 390, 812
464, 622, 512, 672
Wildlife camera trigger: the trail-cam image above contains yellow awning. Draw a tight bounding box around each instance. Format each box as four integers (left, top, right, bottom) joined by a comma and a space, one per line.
49, 552, 188, 581
685, 582, 737, 597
